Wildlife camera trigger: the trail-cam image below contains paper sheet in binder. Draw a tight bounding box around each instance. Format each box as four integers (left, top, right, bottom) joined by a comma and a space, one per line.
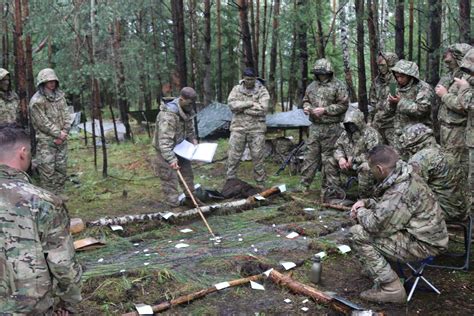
173, 140, 217, 163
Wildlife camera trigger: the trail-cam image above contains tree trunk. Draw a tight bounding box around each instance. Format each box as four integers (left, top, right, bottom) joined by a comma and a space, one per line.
112, 19, 131, 140
408, 0, 414, 61
13, 0, 27, 125
21, 0, 33, 100
249, 0, 258, 75
367, 0, 378, 82
268, 0, 280, 113
426, 0, 441, 86
255, 0, 260, 77
188, 0, 198, 91
417, 0, 422, 70
297, 0, 308, 105
216, 0, 223, 102
288, 27, 297, 109
238, 0, 254, 69
355, 0, 368, 114
394, 0, 404, 59
459, 0, 471, 43
150, 4, 163, 102
379, 0, 388, 51
171, 0, 187, 89
203, 0, 212, 105
315, 0, 325, 59
2, 1, 9, 69
261, 0, 268, 76
340, 3, 357, 103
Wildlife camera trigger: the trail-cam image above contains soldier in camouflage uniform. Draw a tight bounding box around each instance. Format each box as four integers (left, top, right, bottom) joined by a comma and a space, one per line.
226, 68, 270, 186
0, 125, 82, 314
389, 60, 435, 151
152, 87, 198, 208
369, 52, 398, 145
29, 68, 72, 195
350, 145, 448, 303
457, 48, 474, 211
0, 68, 20, 125
300, 59, 349, 196
399, 123, 468, 221
435, 43, 472, 171
328, 108, 382, 198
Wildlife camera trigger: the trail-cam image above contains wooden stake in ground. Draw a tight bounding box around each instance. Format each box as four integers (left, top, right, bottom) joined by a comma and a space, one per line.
176, 169, 215, 238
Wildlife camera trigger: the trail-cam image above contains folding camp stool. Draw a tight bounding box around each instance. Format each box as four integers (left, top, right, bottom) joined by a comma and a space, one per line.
398, 256, 441, 302
428, 215, 472, 271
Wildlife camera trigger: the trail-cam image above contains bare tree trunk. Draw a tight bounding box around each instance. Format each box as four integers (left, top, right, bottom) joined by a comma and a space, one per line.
459, 0, 471, 43
1, 1, 9, 69
279, 39, 284, 111
188, 0, 198, 90
288, 28, 297, 109
171, 0, 187, 89
261, 0, 268, 76
112, 19, 131, 140
426, 0, 441, 87
238, 0, 254, 69
203, 0, 212, 105
379, 0, 388, 51
355, 0, 368, 115
315, 0, 325, 59
255, 0, 260, 77
216, 0, 223, 102
268, 0, 280, 113
297, 0, 308, 105
408, 0, 414, 61
395, 0, 404, 59
367, 0, 378, 82
417, 0, 422, 70
13, 0, 27, 125
249, 0, 258, 75
150, 3, 163, 102
21, 0, 33, 100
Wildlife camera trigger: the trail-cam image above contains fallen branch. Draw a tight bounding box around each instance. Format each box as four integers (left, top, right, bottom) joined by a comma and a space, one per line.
289, 195, 351, 212
267, 269, 352, 315
121, 273, 264, 315
88, 186, 285, 227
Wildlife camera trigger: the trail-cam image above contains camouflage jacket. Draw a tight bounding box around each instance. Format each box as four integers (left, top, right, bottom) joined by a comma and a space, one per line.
334, 110, 382, 168
0, 164, 82, 314
152, 98, 196, 164
437, 69, 466, 126
357, 160, 448, 251
369, 73, 397, 129
458, 48, 474, 147
0, 91, 20, 125
227, 80, 270, 132
395, 79, 434, 131
302, 78, 349, 124
29, 90, 72, 142
408, 146, 468, 221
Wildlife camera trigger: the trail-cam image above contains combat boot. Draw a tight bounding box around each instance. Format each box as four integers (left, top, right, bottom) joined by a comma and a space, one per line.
360, 278, 407, 304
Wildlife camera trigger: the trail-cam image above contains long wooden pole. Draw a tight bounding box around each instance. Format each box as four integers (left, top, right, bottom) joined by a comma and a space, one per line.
176, 169, 215, 237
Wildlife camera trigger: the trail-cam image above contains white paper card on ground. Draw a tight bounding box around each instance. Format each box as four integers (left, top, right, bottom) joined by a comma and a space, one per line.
173, 140, 218, 163
161, 212, 175, 220
250, 281, 265, 291
214, 281, 230, 290
301, 307, 309, 312
175, 243, 189, 249
135, 303, 153, 315
281, 261, 297, 270
315, 251, 327, 258
302, 299, 309, 304
180, 228, 193, 233
303, 208, 315, 211
254, 194, 266, 201
278, 184, 287, 192
284, 298, 292, 304
286, 232, 299, 239
337, 245, 351, 254
110, 225, 123, 231
263, 268, 274, 277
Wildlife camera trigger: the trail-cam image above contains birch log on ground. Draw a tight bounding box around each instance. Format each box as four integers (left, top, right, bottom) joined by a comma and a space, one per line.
87, 186, 284, 227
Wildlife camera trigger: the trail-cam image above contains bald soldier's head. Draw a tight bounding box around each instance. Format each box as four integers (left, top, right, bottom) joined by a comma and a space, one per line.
178, 87, 197, 112
0, 124, 31, 172
367, 145, 399, 181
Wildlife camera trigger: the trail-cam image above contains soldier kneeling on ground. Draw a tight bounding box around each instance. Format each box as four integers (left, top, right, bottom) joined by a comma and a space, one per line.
349, 145, 448, 304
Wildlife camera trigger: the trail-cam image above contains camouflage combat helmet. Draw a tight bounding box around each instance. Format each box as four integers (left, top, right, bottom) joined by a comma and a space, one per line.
391, 60, 420, 81
379, 52, 399, 68
399, 123, 434, 150
460, 48, 474, 74
343, 107, 366, 131
312, 58, 334, 75
0, 68, 10, 81
446, 43, 472, 65
36, 68, 59, 87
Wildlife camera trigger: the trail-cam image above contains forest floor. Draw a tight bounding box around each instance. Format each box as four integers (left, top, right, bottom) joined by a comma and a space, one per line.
65, 125, 473, 315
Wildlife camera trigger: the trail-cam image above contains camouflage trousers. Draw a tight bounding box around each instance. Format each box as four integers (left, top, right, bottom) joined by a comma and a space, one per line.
156, 152, 194, 207
325, 159, 374, 199
226, 131, 266, 184
301, 123, 342, 191
440, 124, 469, 179
349, 224, 441, 284
378, 126, 396, 147
35, 139, 68, 195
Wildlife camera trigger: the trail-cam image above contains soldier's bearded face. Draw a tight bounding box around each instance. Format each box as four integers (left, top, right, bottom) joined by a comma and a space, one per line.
377, 57, 388, 75
0, 77, 9, 92
394, 73, 411, 87
444, 52, 457, 70
45, 80, 57, 91
243, 77, 256, 89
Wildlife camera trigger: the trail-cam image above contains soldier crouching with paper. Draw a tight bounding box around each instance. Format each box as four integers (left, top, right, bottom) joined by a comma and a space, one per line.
348, 145, 448, 304
152, 87, 199, 208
